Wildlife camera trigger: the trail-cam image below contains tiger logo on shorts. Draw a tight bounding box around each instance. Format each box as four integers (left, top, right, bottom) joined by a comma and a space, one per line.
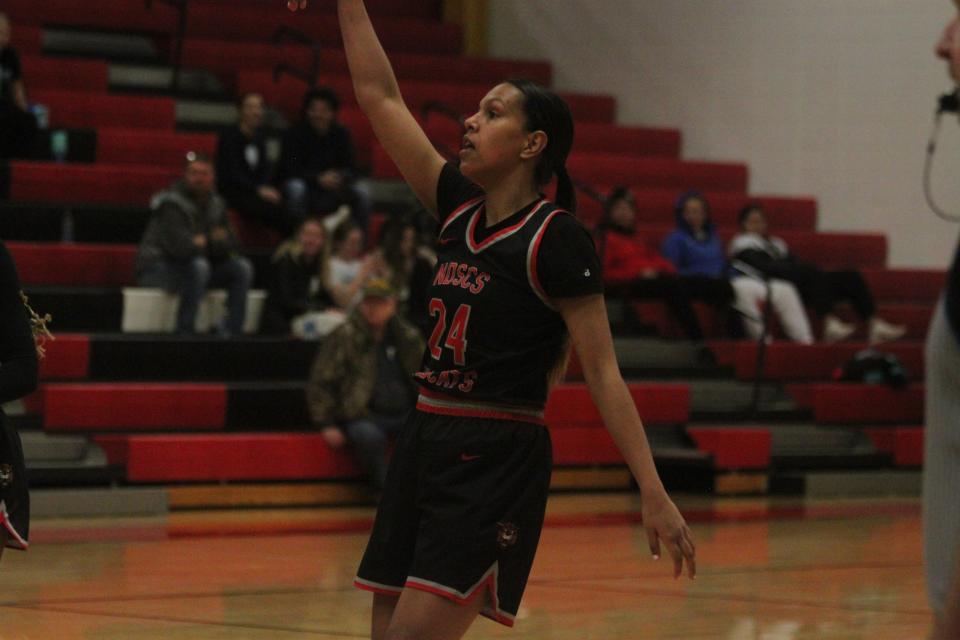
0, 464, 12, 488
496, 522, 518, 549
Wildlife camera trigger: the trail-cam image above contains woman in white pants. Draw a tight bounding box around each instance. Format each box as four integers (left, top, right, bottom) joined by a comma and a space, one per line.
728, 267, 814, 344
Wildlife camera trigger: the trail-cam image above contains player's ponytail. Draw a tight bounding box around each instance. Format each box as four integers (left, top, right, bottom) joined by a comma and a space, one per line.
507, 78, 576, 214
555, 165, 577, 213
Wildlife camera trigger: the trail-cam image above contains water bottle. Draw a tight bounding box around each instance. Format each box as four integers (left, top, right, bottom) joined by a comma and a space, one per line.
30, 104, 49, 130
50, 130, 69, 163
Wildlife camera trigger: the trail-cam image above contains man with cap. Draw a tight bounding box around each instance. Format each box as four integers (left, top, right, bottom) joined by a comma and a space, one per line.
306, 277, 424, 492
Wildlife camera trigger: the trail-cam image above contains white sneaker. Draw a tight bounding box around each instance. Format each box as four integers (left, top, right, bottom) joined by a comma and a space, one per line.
823, 315, 856, 343
868, 317, 907, 344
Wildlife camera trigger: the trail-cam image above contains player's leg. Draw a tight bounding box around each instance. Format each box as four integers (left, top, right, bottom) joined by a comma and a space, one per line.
381, 587, 485, 640
371, 593, 399, 640
0, 528, 7, 561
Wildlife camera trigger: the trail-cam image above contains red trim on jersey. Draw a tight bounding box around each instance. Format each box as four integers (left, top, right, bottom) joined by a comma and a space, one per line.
465, 200, 550, 254
416, 389, 545, 426
526, 209, 565, 309
440, 196, 485, 236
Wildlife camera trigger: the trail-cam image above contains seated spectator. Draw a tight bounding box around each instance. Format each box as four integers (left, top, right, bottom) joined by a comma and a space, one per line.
329, 221, 385, 309
661, 191, 741, 336
596, 187, 710, 341
374, 215, 435, 333
730, 204, 906, 344
261, 216, 342, 337
279, 87, 371, 231
135, 152, 254, 336
216, 92, 293, 235
0, 13, 38, 197
306, 278, 424, 492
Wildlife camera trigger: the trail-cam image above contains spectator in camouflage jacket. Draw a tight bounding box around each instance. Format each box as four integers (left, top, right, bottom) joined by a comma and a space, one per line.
306, 277, 424, 490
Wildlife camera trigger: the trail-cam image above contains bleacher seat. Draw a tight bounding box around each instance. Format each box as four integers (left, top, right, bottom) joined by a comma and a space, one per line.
9, 242, 136, 287
10, 162, 177, 205
20, 56, 109, 92
863, 427, 924, 467
687, 427, 772, 470
29, 90, 177, 130
121, 287, 267, 334
96, 129, 218, 167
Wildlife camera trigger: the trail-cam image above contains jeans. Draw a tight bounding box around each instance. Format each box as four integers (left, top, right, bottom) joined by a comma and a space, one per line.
343, 413, 407, 491
138, 255, 254, 335
282, 177, 372, 232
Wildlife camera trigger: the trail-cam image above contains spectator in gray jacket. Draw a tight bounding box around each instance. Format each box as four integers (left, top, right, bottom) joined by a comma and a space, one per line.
135, 152, 254, 336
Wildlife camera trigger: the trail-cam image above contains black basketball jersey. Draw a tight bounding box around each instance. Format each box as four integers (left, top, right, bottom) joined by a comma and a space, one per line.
414, 165, 603, 423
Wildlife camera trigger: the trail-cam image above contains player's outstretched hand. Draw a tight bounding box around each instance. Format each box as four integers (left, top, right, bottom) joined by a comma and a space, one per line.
287, 0, 308, 11
642, 488, 696, 580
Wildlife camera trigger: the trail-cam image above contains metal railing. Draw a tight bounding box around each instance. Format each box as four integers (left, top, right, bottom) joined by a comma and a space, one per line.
271, 25, 323, 88
145, 0, 189, 92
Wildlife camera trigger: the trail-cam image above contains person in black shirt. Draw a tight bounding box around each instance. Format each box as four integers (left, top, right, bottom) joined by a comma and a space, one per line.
278, 86, 371, 231
333, 1, 694, 637
0, 13, 39, 197
0, 241, 39, 559
216, 93, 293, 235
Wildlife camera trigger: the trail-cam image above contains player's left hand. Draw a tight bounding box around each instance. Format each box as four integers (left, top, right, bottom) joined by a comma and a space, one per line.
641, 488, 696, 580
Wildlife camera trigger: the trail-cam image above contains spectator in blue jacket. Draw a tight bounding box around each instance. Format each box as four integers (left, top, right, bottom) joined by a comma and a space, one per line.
661, 191, 739, 336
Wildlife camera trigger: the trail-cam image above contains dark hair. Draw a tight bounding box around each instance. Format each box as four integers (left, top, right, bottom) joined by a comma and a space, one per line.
506, 78, 577, 213
237, 92, 262, 110
737, 203, 765, 228
600, 186, 636, 231
302, 86, 340, 116
331, 220, 362, 251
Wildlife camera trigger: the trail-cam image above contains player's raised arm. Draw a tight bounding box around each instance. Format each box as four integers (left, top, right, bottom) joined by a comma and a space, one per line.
337, 0, 446, 215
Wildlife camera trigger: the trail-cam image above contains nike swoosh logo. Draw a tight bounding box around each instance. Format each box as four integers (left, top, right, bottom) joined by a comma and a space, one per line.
460, 453, 482, 461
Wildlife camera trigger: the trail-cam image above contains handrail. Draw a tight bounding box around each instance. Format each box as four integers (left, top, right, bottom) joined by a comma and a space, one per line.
271, 25, 322, 88
145, 0, 189, 92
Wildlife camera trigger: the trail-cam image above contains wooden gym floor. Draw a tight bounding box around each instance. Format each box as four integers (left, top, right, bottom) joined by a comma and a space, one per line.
0, 494, 930, 639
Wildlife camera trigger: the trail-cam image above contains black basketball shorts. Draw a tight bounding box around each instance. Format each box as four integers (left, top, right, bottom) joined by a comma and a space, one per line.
354, 409, 553, 627
0, 421, 29, 550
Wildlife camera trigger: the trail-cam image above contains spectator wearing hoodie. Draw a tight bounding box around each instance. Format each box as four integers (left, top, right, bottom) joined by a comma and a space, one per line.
661, 191, 740, 337
596, 187, 709, 340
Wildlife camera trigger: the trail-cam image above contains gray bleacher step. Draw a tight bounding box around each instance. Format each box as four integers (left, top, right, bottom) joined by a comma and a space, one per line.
678, 379, 798, 417
613, 338, 730, 377
20, 431, 90, 463
176, 100, 290, 131
31, 487, 168, 518
771, 470, 921, 498
110, 64, 226, 96
42, 29, 159, 62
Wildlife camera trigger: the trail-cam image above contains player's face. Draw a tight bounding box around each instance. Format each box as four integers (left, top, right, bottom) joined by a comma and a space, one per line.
298, 220, 326, 257
239, 94, 265, 130
937, 1, 960, 85
742, 209, 768, 236
184, 161, 215, 198
681, 198, 707, 231
461, 83, 535, 186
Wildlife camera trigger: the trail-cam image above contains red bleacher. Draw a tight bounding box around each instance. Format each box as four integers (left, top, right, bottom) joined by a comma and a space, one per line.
39, 334, 91, 381
44, 383, 228, 431
182, 40, 553, 89
545, 383, 690, 427
731, 343, 924, 382
862, 268, 946, 304
11, 162, 177, 205
95, 433, 362, 483
96, 128, 218, 167
29, 90, 177, 130
20, 56, 109, 92
687, 428, 772, 470
9, 242, 136, 287
11, 25, 43, 53
863, 427, 924, 467
803, 383, 925, 424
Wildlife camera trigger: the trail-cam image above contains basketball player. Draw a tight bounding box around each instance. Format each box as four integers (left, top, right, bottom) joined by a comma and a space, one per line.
927, 4, 960, 638
334, 1, 695, 638
0, 241, 40, 560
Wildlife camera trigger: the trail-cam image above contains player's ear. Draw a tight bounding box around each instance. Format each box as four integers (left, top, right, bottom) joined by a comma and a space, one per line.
521, 130, 548, 161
